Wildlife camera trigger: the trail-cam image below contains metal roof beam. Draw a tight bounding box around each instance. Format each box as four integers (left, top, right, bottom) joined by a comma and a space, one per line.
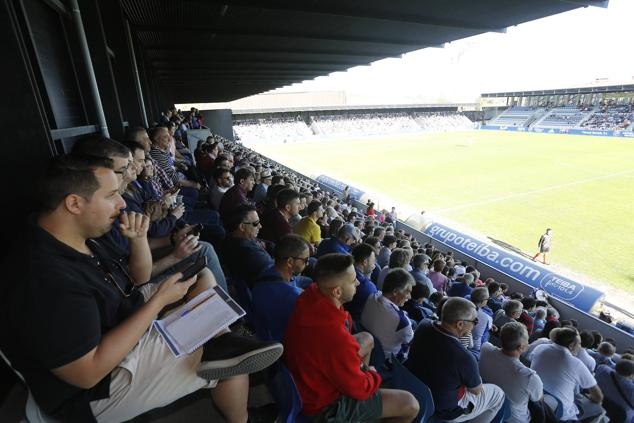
188, 0, 507, 33
143, 45, 400, 59
150, 58, 368, 67
133, 25, 429, 47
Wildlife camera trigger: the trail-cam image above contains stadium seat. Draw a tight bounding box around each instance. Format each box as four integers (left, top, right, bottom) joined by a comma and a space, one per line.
543, 389, 564, 420
390, 359, 434, 422
603, 397, 627, 422
228, 277, 254, 322
0, 347, 57, 423
491, 397, 511, 423
267, 362, 311, 423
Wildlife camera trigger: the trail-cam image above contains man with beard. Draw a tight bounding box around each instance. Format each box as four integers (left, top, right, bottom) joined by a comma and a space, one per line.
252, 234, 310, 341
0, 155, 282, 422
284, 253, 420, 423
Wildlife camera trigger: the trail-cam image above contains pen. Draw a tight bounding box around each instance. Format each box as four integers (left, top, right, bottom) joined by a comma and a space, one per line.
180, 291, 216, 317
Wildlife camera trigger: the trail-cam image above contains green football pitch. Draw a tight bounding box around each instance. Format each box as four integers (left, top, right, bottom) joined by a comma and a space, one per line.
253, 130, 634, 296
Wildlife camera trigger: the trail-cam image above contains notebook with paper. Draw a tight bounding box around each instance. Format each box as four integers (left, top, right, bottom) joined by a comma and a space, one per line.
153, 286, 246, 357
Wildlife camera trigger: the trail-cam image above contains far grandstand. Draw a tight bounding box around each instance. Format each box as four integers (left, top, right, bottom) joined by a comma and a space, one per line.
482, 83, 634, 137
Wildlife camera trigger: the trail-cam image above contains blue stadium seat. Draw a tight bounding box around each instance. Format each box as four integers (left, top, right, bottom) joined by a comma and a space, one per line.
491, 397, 511, 423
603, 397, 627, 422
390, 359, 434, 422
543, 389, 564, 420
267, 362, 311, 423
228, 277, 254, 322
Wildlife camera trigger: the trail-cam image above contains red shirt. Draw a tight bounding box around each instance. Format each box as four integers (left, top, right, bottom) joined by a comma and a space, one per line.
284, 284, 381, 415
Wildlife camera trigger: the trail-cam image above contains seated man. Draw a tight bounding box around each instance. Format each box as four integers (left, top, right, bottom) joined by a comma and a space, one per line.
593, 341, 618, 368
402, 283, 436, 323
0, 155, 282, 422
410, 253, 435, 294
208, 166, 232, 210
219, 167, 255, 220
531, 327, 605, 422
486, 282, 504, 314
447, 273, 474, 298
428, 259, 449, 294
252, 234, 309, 341
469, 287, 494, 357
315, 223, 359, 257
377, 235, 397, 269
294, 200, 324, 252
74, 136, 228, 291
408, 297, 505, 422
222, 204, 274, 287
494, 299, 523, 329
517, 297, 537, 337
479, 322, 544, 423
259, 188, 300, 243
595, 359, 634, 423
361, 269, 415, 361
345, 242, 378, 322
284, 253, 420, 422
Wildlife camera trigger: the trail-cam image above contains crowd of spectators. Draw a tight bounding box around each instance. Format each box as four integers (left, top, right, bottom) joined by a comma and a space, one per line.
581, 104, 633, 130
230, 111, 473, 143
233, 117, 313, 144
313, 112, 421, 136
1, 107, 632, 423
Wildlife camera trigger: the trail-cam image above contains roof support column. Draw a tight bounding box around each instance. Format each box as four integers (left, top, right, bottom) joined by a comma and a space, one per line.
70, 0, 109, 137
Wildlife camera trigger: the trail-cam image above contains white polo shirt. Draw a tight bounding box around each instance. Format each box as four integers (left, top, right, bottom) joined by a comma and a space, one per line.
576, 347, 597, 373
479, 343, 543, 423
530, 343, 597, 421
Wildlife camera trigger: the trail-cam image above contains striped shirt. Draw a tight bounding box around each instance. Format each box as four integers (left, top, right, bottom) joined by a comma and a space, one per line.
149, 145, 179, 185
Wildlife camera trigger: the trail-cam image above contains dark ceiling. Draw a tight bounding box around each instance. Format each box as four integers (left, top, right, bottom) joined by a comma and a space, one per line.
120, 0, 607, 104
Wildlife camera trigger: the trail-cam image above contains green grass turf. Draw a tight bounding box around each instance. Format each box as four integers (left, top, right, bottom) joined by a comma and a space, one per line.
253, 130, 634, 295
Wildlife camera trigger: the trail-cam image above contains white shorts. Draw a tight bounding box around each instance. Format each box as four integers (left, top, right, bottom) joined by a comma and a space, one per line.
89, 283, 217, 423
450, 383, 505, 423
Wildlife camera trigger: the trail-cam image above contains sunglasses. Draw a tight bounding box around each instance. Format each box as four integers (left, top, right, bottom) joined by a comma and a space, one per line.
242, 220, 260, 227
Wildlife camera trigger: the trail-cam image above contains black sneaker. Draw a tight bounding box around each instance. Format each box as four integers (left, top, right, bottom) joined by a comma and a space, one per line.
197, 332, 283, 380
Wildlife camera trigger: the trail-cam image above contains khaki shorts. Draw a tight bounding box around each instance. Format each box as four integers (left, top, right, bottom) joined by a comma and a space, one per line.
310, 390, 383, 423
89, 283, 217, 423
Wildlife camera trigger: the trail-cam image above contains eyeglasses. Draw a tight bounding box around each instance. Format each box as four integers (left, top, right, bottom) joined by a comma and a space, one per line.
88, 240, 136, 298
461, 318, 479, 325
290, 256, 310, 265
242, 220, 260, 227
114, 164, 130, 175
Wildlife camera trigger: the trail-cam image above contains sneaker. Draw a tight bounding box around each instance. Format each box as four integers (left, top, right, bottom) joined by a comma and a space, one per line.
197, 332, 283, 380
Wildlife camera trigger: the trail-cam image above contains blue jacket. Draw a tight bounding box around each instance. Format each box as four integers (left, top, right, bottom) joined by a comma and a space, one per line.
252, 265, 302, 342
315, 237, 351, 257
447, 282, 473, 298
344, 269, 378, 322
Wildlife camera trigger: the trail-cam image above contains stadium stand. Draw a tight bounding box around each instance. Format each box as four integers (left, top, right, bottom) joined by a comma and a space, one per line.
233, 117, 313, 144
232, 111, 474, 144
533, 106, 594, 129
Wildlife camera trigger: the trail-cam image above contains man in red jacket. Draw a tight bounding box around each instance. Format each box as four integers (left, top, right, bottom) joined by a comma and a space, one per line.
284, 253, 420, 422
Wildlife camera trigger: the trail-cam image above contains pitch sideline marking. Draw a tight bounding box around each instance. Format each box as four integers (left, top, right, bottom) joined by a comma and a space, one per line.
433, 168, 634, 213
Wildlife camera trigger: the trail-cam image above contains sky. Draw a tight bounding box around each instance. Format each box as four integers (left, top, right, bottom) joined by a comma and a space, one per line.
266, 0, 634, 104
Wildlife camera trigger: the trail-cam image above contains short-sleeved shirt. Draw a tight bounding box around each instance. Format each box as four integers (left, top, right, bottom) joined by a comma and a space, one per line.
410, 269, 435, 294
595, 365, 634, 423
360, 293, 414, 360
0, 220, 145, 421
407, 321, 482, 420
530, 343, 597, 421
479, 343, 543, 423
294, 216, 321, 244
428, 271, 449, 293
470, 306, 492, 352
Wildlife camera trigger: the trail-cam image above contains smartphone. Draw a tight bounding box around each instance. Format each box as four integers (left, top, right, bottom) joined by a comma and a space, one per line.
186, 223, 204, 237
179, 256, 207, 281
